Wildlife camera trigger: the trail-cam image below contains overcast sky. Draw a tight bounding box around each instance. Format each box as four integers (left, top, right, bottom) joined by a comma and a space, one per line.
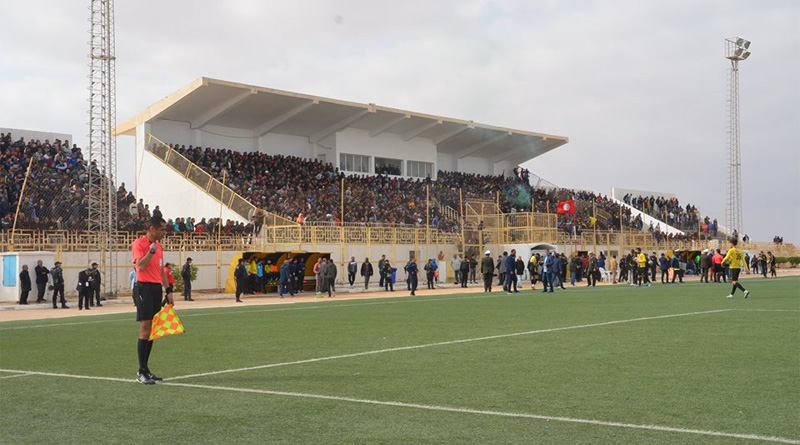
1, 0, 798, 243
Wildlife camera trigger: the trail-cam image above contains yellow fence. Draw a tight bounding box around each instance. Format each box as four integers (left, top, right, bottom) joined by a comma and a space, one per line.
3, 226, 794, 257
146, 134, 297, 228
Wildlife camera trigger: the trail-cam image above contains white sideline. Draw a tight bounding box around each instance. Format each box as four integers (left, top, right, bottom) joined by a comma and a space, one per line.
735, 309, 800, 313
0, 368, 797, 444
166, 309, 732, 382
0, 373, 33, 380
162, 382, 800, 445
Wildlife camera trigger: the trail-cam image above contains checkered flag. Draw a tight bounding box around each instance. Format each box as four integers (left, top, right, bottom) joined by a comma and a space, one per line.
149, 304, 185, 340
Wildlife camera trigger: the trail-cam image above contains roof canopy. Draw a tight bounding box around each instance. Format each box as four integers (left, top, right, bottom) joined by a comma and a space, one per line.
116, 77, 568, 164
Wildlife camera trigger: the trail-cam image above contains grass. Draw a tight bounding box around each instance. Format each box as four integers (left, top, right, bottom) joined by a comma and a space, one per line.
1, 276, 798, 444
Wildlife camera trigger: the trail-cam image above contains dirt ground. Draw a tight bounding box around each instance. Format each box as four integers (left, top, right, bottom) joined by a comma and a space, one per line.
2, 270, 796, 323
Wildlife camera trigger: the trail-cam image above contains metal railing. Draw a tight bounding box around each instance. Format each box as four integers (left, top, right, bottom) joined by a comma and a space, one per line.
146, 134, 297, 228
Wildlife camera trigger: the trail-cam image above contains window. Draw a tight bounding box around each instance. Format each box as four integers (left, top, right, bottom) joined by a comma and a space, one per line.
407, 160, 433, 179
340, 153, 371, 173
374, 157, 403, 176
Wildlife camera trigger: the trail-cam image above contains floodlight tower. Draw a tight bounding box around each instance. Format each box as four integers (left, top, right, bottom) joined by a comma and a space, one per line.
724, 37, 750, 238
88, 0, 118, 296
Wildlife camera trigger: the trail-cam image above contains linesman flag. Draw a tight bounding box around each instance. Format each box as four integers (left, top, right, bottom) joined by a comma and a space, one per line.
557, 200, 576, 214
149, 304, 185, 341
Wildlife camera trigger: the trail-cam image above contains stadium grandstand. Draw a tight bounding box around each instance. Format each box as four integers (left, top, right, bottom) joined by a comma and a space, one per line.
0, 79, 796, 299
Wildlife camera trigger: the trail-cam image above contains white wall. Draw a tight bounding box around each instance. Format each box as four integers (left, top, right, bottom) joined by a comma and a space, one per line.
0, 128, 72, 145
0, 252, 55, 302
457, 156, 492, 175
335, 128, 438, 179
138, 149, 246, 223
494, 160, 515, 177
437, 152, 456, 172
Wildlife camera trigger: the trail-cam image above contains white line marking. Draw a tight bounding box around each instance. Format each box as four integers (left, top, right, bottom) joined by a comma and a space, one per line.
1, 368, 796, 444
0, 369, 130, 383
734, 309, 800, 313
166, 309, 732, 382
0, 373, 33, 380
163, 382, 800, 445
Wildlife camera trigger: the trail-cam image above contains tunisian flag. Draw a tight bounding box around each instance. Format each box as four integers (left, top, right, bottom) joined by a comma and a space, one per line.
557, 200, 576, 214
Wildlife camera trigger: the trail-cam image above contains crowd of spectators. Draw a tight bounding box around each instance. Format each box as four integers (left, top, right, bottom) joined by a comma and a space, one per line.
0, 130, 727, 242
621, 194, 702, 232
170, 143, 733, 238
0, 133, 255, 236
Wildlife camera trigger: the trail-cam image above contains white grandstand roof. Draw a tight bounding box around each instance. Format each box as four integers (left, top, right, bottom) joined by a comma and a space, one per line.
116, 77, 568, 164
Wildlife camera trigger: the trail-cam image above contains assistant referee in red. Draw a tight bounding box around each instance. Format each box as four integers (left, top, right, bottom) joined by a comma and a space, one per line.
132, 216, 173, 385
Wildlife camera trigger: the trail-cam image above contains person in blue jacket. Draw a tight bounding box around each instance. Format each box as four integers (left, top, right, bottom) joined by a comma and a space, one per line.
505, 249, 518, 294
542, 250, 554, 293
280, 259, 294, 297
552, 253, 566, 290
659, 253, 670, 284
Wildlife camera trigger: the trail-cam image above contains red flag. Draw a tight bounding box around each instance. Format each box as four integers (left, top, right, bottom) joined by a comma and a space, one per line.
557, 200, 575, 214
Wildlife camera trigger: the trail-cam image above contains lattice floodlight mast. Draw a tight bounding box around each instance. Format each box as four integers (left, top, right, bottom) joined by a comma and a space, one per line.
724, 37, 750, 239
88, 0, 118, 296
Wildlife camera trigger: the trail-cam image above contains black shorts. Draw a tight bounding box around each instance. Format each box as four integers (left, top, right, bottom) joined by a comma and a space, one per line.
730, 269, 741, 281
713, 264, 723, 272
136, 282, 163, 322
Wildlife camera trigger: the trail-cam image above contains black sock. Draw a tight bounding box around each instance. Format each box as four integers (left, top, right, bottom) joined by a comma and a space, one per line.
137, 339, 149, 373
731, 285, 737, 295
736, 282, 746, 292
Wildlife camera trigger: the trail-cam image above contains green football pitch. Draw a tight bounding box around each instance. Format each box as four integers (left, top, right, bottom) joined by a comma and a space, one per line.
1, 277, 798, 444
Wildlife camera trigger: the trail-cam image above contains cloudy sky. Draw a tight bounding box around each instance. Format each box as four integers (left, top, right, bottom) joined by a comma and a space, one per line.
2, 0, 798, 243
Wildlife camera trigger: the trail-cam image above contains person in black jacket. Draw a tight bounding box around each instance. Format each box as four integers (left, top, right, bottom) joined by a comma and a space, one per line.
90, 262, 102, 307
649, 252, 658, 283
361, 258, 374, 290
382, 259, 394, 292
34, 260, 50, 303
50, 261, 68, 309
77, 266, 94, 310
424, 259, 436, 290
481, 250, 494, 292
234, 258, 248, 303
19, 265, 32, 305
182, 258, 194, 301
460, 257, 470, 288
322, 258, 337, 297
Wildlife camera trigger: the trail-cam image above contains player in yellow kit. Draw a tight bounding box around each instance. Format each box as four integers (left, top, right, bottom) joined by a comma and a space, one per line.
723, 238, 750, 299
636, 248, 651, 287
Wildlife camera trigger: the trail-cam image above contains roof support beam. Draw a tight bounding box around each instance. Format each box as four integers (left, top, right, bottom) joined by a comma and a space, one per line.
403, 120, 442, 141
370, 114, 409, 137
310, 109, 372, 143
191, 89, 256, 129
504, 139, 562, 165
455, 132, 511, 159
433, 123, 473, 145
256, 99, 318, 136
491, 139, 543, 163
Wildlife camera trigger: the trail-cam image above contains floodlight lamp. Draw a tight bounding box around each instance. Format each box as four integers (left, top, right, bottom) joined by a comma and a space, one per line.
741, 52, 751, 60
734, 48, 744, 57
735, 38, 744, 46
742, 40, 751, 49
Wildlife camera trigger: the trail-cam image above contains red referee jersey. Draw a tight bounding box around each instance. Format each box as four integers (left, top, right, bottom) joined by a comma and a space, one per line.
132, 236, 163, 284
